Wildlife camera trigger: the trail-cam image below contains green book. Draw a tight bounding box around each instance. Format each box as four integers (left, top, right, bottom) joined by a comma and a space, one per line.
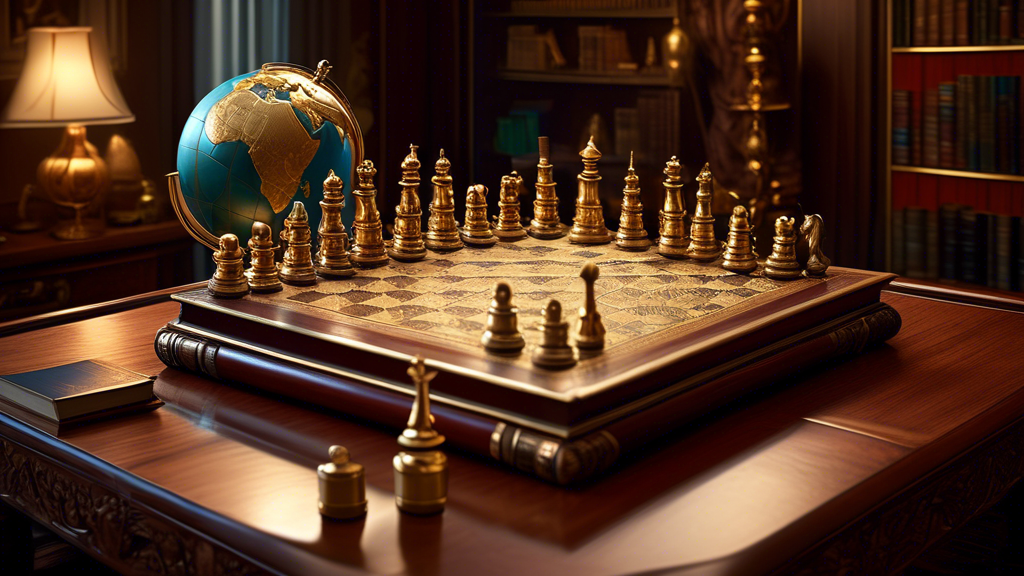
0, 360, 155, 423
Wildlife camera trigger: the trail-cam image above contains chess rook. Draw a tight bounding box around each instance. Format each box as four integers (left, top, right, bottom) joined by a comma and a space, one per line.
208, 233, 249, 298
459, 184, 498, 247
531, 300, 577, 369
800, 214, 831, 277
574, 262, 606, 351
314, 169, 356, 278
425, 149, 464, 252
279, 202, 317, 286
528, 136, 567, 239
614, 152, 651, 251
388, 144, 427, 262
764, 216, 802, 280
721, 206, 758, 275
480, 281, 526, 353
350, 159, 390, 268
246, 221, 282, 293
493, 171, 528, 241
568, 136, 613, 245
685, 163, 722, 262
657, 156, 690, 259
393, 356, 448, 515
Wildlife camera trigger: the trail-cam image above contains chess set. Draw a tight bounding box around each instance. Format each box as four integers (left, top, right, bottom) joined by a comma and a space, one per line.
157, 135, 900, 489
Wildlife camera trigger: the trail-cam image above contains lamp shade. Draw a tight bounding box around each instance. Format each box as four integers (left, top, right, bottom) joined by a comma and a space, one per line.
0, 27, 134, 128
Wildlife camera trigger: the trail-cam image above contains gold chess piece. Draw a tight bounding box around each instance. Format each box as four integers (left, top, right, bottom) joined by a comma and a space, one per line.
393, 356, 448, 515
318, 445, 367, 521
493, 171, 528, 241
315, 170, 356, 278
388, 144, 427, 262
574, 262, 605, 351
615, 152, 651, 251
528, 136, 567, 239
459, 184, 498, 247
480, 281, 526, 354
531, 299, 577, 369
800, 214, 831, 277
721, 206, 758, 275
279, 202, 317, 286
246, 222, 282, 293
685, 163, 722, 262
208, 233, 249, 298
657, 156, 690, 259
351, 159, 390, 268
764, 216, 802, 280
425, 149, 464, 252
568, 136, 613, 244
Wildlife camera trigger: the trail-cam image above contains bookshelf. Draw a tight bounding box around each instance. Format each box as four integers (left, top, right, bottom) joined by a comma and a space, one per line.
885, 0, 1024, 293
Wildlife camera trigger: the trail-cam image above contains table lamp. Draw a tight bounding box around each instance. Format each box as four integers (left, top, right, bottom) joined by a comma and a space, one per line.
0, 27, 135, 240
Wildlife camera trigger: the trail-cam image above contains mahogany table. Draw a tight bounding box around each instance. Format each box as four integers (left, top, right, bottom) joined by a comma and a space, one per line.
0, 280, 1022, 575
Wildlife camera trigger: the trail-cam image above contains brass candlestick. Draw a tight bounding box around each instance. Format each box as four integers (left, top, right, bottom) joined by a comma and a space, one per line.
568, 136, 612, 245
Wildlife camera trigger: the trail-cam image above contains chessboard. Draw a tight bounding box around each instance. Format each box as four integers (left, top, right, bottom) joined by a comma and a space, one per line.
165, 235, 894, 436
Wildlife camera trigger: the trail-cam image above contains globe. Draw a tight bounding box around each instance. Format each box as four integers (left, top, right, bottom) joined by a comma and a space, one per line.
173, 61, 362, 248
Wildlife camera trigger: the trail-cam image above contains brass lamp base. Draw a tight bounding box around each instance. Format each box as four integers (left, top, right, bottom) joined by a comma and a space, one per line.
39, 125, 109, 241
51, 207, 98, 241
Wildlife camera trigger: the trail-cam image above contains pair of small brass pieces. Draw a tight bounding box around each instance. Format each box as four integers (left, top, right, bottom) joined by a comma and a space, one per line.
480, 262, 605, 369
762, 213, 831, 280
317, 355, 448, 520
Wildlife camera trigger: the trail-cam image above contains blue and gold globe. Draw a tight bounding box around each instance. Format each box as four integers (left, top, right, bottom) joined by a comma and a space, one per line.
171, 61, 362, 249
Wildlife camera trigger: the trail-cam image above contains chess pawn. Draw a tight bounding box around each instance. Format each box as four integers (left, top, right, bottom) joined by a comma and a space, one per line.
493, 171, 528, 241
279, 201, 317, 286
393, 356, 448, 515
657, 156, 690, 259
764, 216, 802, 280
388, 144, 427, 262
800, 213, 831, 277
568, 136, 613, 245
574, 262, 605, 351
685, 163, 723, 262
459, 184, 498, 247
480, 281, 526, 353
208, 233, 249, 298
350, 159, 390, 268
614, 152, 651, 251
315, 169, 356, 278
246, 222, 282, 293
528, 136, 567, 239
721, 206, 758, 275
531, 300, 577, 369
318, 445, 367, 520
425, 149, 464, 252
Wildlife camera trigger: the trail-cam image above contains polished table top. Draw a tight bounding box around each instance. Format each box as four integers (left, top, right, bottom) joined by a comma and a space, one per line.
1, 284, 1023, 575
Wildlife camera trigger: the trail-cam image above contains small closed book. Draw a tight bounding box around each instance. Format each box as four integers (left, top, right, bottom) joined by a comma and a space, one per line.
0, 360, 156, 423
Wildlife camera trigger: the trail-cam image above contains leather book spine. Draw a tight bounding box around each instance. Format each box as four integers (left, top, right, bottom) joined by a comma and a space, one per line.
954, 0, 969, 45
914, 0, 927, 46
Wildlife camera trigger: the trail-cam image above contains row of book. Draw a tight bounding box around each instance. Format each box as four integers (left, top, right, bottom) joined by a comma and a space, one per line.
506, 25, 566, 71
578, 25, 634, 72
613, 89, 680, 164
509, 0, 676, 12
892, 0, 1024, 46
892, 76, 1022, 174
892, 204, 1024, 291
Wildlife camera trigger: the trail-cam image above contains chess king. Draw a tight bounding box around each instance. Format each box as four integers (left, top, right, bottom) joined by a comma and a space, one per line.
350, 159, 389, 268
657, 156, 689, 258
568, 136, 613, 244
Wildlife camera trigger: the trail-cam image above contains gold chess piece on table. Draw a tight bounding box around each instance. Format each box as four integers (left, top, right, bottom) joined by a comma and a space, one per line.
764, 216, 802, 280
615, 152, 651, 251
574, 262, 606, 351
315, 170, 356, 278
800, 214, 831, 277
531, 300, 577, 369
393, 356, 448, 515
481, 281, 526, 354
388, 144, 427, 262
351, 160, 390, 268
318, 445, 367, 521
425, 150, 463, 252
209, 233, 249, 298
246, 222, 282, 293
657, 156, 690, 259
568, 136, 613, 245
685, 163, 722, 262
460, 184, 498, 247
722, 206, 758, 275
279, 202, 317, 286
528, 136, 567, 239
494, 171, 528, 241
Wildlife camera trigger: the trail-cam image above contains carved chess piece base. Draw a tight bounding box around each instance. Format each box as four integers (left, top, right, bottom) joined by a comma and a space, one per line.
386, 241, 428, 263
658, 239, 690, 259
316, 261, 356, 278
459, 228, 499, 247
209, 276, 248, 298
247, 274, 283, 293
425, 235, 465, 252
493, 227, 529, 241
722, 257, 758, 274
616, 236, 652, 251
528, 222, 569, 240
568, 228, 613, 245
351, 253, 390, 268
765, 262, 802, 280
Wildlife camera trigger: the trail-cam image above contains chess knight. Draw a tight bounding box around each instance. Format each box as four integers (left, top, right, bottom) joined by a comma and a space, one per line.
350, 159, 390, 268
568, 136, 613, 244
388, 144, 428, 262
425, 149, 464, 252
